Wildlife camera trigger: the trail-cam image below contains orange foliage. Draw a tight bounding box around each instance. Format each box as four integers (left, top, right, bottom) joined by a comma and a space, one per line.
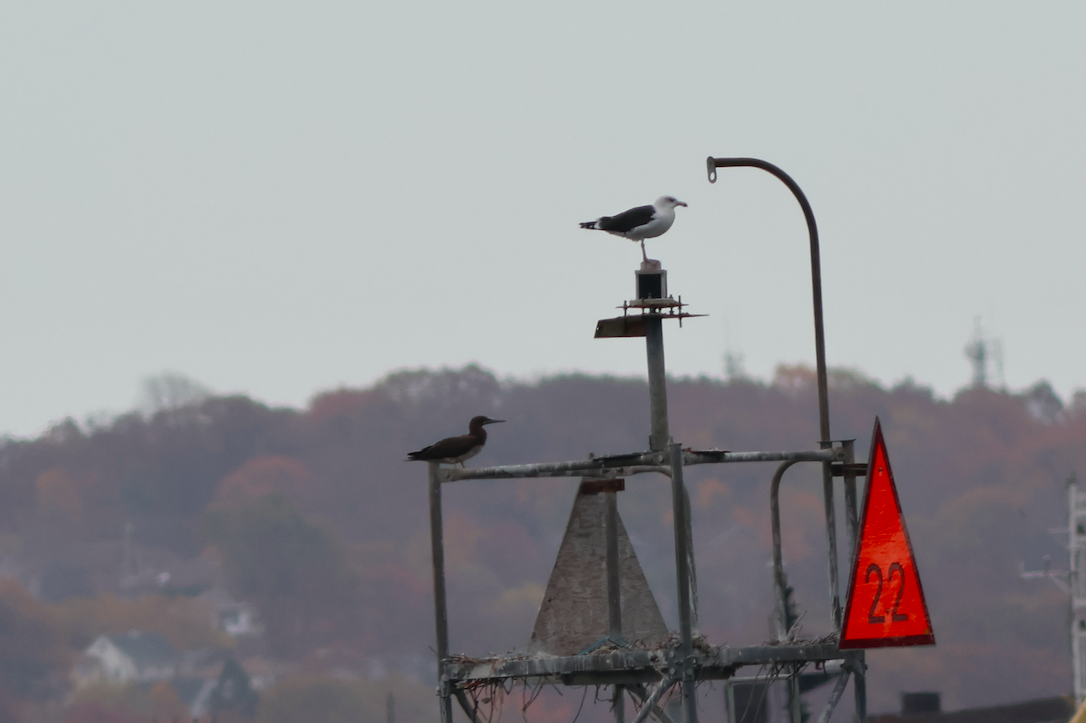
55, 593, 231, 651
212, 455, 310, 509
695, 477, 732, 509
307, 388, 382, 422
147, 681, 187, 719
34, 467, 83, 525
61, 699, 144, 723
443, 511, 484, 568
772, 363, 817, 393
5, 365, 1086, 708
67, 681, 185, 722
777, 487, 824, 564
0, 579, 71, 706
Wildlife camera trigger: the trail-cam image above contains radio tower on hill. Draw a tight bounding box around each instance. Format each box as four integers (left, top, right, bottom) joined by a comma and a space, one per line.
963, 317, 1004, 389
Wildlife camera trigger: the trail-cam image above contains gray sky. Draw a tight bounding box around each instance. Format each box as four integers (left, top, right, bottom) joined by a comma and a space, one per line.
2, 2, 1084, 438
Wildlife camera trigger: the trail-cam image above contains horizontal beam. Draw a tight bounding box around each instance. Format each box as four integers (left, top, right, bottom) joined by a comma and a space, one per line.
440, 449, 839, 483
443, 643, 856, 685
714, 643, 849, 666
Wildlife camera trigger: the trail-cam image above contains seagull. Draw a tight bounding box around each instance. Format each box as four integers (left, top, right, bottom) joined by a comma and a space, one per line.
406, 416, 505, 467
580, 196, 688, 262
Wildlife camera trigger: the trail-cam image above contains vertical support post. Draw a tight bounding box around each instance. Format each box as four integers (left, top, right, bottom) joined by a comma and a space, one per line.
821, 458, 841, 628
770, 460, 800, 640
387, 693, 396, 723
682, 485, 699, 629
841, 440, 867, 722
428, 462, 453, 723
814, 669, 851, 723
605, 487, 625, 723
852, 655, 867, 723
646, 317, 670, 451
841, 441, 859, 560
669, 442, 698, 723
605, 489, 623, 638
612, 685, 626, 723
1069, 475, 1086, 705
788, 667, 802, 723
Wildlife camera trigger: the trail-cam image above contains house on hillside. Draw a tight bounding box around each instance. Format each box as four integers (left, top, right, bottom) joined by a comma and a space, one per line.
79, 631, 179, 684
199, 588, 262, 637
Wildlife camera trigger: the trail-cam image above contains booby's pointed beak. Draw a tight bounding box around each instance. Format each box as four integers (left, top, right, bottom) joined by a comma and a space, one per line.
482, 417, 505, 425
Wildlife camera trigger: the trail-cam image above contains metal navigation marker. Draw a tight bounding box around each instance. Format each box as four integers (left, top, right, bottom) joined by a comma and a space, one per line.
840, 418, 935, 649
423, 159, 886, 723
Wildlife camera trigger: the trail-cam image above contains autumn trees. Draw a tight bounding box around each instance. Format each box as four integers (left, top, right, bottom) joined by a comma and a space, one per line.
1, 364, 1086, 714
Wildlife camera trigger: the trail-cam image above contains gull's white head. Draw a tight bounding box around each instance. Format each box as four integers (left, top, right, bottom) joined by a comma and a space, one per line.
655, 195, 688, 210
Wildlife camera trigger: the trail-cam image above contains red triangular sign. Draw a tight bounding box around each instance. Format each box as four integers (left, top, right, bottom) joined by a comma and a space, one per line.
840, 418, 935, 649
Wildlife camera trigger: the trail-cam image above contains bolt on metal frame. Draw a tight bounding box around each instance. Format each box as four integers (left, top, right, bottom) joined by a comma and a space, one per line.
422, 158, 869, 723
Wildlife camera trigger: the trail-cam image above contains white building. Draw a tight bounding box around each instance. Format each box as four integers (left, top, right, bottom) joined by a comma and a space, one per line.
81, 630, 179, 684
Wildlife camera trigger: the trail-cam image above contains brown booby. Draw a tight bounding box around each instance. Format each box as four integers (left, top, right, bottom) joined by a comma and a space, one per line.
580, 196, 687, 262
406, 416, 505, 467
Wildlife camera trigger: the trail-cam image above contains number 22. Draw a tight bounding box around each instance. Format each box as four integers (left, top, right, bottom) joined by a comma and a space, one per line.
866, 562, 908, 624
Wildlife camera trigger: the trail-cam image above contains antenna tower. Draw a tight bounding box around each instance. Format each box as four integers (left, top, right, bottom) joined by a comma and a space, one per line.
963, 317, 1004, 389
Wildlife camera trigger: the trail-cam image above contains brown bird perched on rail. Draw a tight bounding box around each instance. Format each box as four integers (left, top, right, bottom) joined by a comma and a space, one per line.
406, 416, 505, 467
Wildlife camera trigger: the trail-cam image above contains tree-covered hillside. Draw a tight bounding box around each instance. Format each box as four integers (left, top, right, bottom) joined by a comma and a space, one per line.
0, 365, 1082, 719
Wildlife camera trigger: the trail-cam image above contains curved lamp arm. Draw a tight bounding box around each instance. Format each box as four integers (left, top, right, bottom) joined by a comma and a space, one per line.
707, 157, 830, 445
707, 156, 845, 636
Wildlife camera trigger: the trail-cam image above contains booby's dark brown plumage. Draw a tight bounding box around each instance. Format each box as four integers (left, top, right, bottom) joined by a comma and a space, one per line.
406, 416, 505, 467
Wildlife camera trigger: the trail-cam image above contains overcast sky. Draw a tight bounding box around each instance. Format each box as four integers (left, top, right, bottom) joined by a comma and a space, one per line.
1, 3, 1084, 438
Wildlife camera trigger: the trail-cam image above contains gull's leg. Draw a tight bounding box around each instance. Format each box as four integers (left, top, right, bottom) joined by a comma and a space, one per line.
641, 240, 648, 262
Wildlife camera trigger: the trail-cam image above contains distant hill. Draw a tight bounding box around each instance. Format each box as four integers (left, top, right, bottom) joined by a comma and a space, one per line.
1, 364, 1083, 712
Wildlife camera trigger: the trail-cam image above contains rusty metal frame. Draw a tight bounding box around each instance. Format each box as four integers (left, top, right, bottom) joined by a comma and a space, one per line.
421, 157, 869, 723
430, 445, 860, 723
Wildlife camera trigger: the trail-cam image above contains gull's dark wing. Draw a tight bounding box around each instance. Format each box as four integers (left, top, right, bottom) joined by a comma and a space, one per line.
596, 204, 655, 234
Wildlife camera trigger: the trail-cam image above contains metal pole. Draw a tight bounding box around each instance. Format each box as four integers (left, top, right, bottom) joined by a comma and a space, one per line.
770, 460, 801, 640
814, 670, 851, 723
841, 439, 867, 722
646, 317, 670, 451
629, 685, 679, 723
682, 485, 699, 629
629, 679, 679, 723
821, 461, 841, 627
1069, 475, 1085, 705
788, 668, 802, 723
454, 689, 483, 723
670, 442, 698, 723
849, 655, 868, 723
428, 462, 453, 723
606, 489, 623, 638
842, 440, 859, 561
706, 156, 841, 627
605, 487, 626, 723
706, 157, 829, 442
612, 686, 626, 723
